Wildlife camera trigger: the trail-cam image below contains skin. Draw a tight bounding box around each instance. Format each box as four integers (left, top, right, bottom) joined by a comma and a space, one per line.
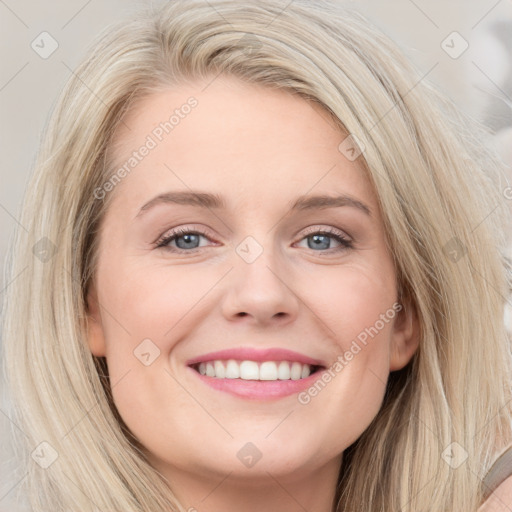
479, 477, 512, 512
86, 75, 419, 512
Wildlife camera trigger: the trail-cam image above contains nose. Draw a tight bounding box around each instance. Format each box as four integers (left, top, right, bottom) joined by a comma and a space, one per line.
220, 247, 300, 326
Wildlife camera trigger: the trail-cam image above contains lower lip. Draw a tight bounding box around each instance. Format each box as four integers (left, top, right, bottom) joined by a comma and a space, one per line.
188, 366, 324, 400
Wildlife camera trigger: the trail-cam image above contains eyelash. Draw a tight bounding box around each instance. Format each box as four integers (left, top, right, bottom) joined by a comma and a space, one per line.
154, 226, 353, 254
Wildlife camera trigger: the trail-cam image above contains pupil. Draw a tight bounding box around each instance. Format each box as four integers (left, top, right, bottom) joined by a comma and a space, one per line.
177, 234, 199, 249
309, 234, 330, 250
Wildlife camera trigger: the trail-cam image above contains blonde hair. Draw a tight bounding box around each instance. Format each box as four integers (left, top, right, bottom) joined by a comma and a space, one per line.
2, 1, 512, 510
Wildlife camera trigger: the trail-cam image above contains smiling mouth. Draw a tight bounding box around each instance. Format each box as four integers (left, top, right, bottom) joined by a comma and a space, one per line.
189, 360, 325, 381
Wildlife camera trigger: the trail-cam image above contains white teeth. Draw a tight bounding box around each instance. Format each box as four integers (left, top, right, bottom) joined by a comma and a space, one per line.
277, 361, 291, 380
225, 359, 240, 379
214, 360, 225, 378
239, 361, 259, 380
194, 359, 314, 381
206, 362, 215, 377
290, 362, 302, 380
260, 361, 278, 380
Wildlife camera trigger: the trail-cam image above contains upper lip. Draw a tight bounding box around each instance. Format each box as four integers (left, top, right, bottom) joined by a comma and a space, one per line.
186, 348, 326, 367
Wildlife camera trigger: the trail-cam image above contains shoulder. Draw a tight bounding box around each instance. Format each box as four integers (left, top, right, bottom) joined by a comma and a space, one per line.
478, 476, 512, 512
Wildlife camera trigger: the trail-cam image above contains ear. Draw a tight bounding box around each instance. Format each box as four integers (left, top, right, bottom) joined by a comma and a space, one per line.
85, 280, 107, 357
389, 300, 420, 371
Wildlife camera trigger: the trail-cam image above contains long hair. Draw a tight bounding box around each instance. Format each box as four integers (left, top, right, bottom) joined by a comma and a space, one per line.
2, 1, 511, 510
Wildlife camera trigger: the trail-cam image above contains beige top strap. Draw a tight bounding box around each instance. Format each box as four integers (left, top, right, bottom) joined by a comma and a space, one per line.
482, 445, 512, 502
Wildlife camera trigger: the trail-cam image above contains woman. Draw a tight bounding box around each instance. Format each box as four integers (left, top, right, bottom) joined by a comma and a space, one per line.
2, 1, 511, 510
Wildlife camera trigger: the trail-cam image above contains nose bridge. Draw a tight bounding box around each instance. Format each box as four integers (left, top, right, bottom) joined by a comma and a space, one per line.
221, 234, 299, 323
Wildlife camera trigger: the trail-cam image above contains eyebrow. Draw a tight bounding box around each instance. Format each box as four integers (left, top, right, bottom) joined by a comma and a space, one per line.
134, 190, 372, 219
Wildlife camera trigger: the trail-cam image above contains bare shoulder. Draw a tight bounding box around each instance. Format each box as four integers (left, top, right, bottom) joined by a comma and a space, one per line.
479, 476, 512, 512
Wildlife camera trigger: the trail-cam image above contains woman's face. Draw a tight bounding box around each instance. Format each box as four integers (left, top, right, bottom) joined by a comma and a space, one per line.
86, 76, 418, 497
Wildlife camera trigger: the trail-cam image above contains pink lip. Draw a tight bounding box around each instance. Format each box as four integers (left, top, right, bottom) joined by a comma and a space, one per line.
187, 366, 326, 401
185, 347, 327, 401
186, 347, 325, 366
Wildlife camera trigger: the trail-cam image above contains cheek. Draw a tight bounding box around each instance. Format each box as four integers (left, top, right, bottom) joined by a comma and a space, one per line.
316, 265, 397, 351
302, 267, 397, 438
99, 262, 215, 349
303, 328, 393, 459
97, 262, 224, 428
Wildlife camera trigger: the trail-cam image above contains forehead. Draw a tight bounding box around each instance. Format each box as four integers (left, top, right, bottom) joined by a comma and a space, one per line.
106, 75, 377, 217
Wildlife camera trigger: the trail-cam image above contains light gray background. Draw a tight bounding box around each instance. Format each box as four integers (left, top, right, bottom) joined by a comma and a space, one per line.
1, 1, 511, 510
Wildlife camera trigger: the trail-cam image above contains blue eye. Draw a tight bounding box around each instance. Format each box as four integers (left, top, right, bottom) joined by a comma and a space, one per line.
155, 226, 353, 253
156, 228, 209, 252
299, 231, 352, 251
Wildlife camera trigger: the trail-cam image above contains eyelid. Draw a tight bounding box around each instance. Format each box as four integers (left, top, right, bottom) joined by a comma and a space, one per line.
154, 223, 354, 256
299, 225, 351, 241
155, 224, 351, 245
293, 225, 354, 254
154, 224, 218, 248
